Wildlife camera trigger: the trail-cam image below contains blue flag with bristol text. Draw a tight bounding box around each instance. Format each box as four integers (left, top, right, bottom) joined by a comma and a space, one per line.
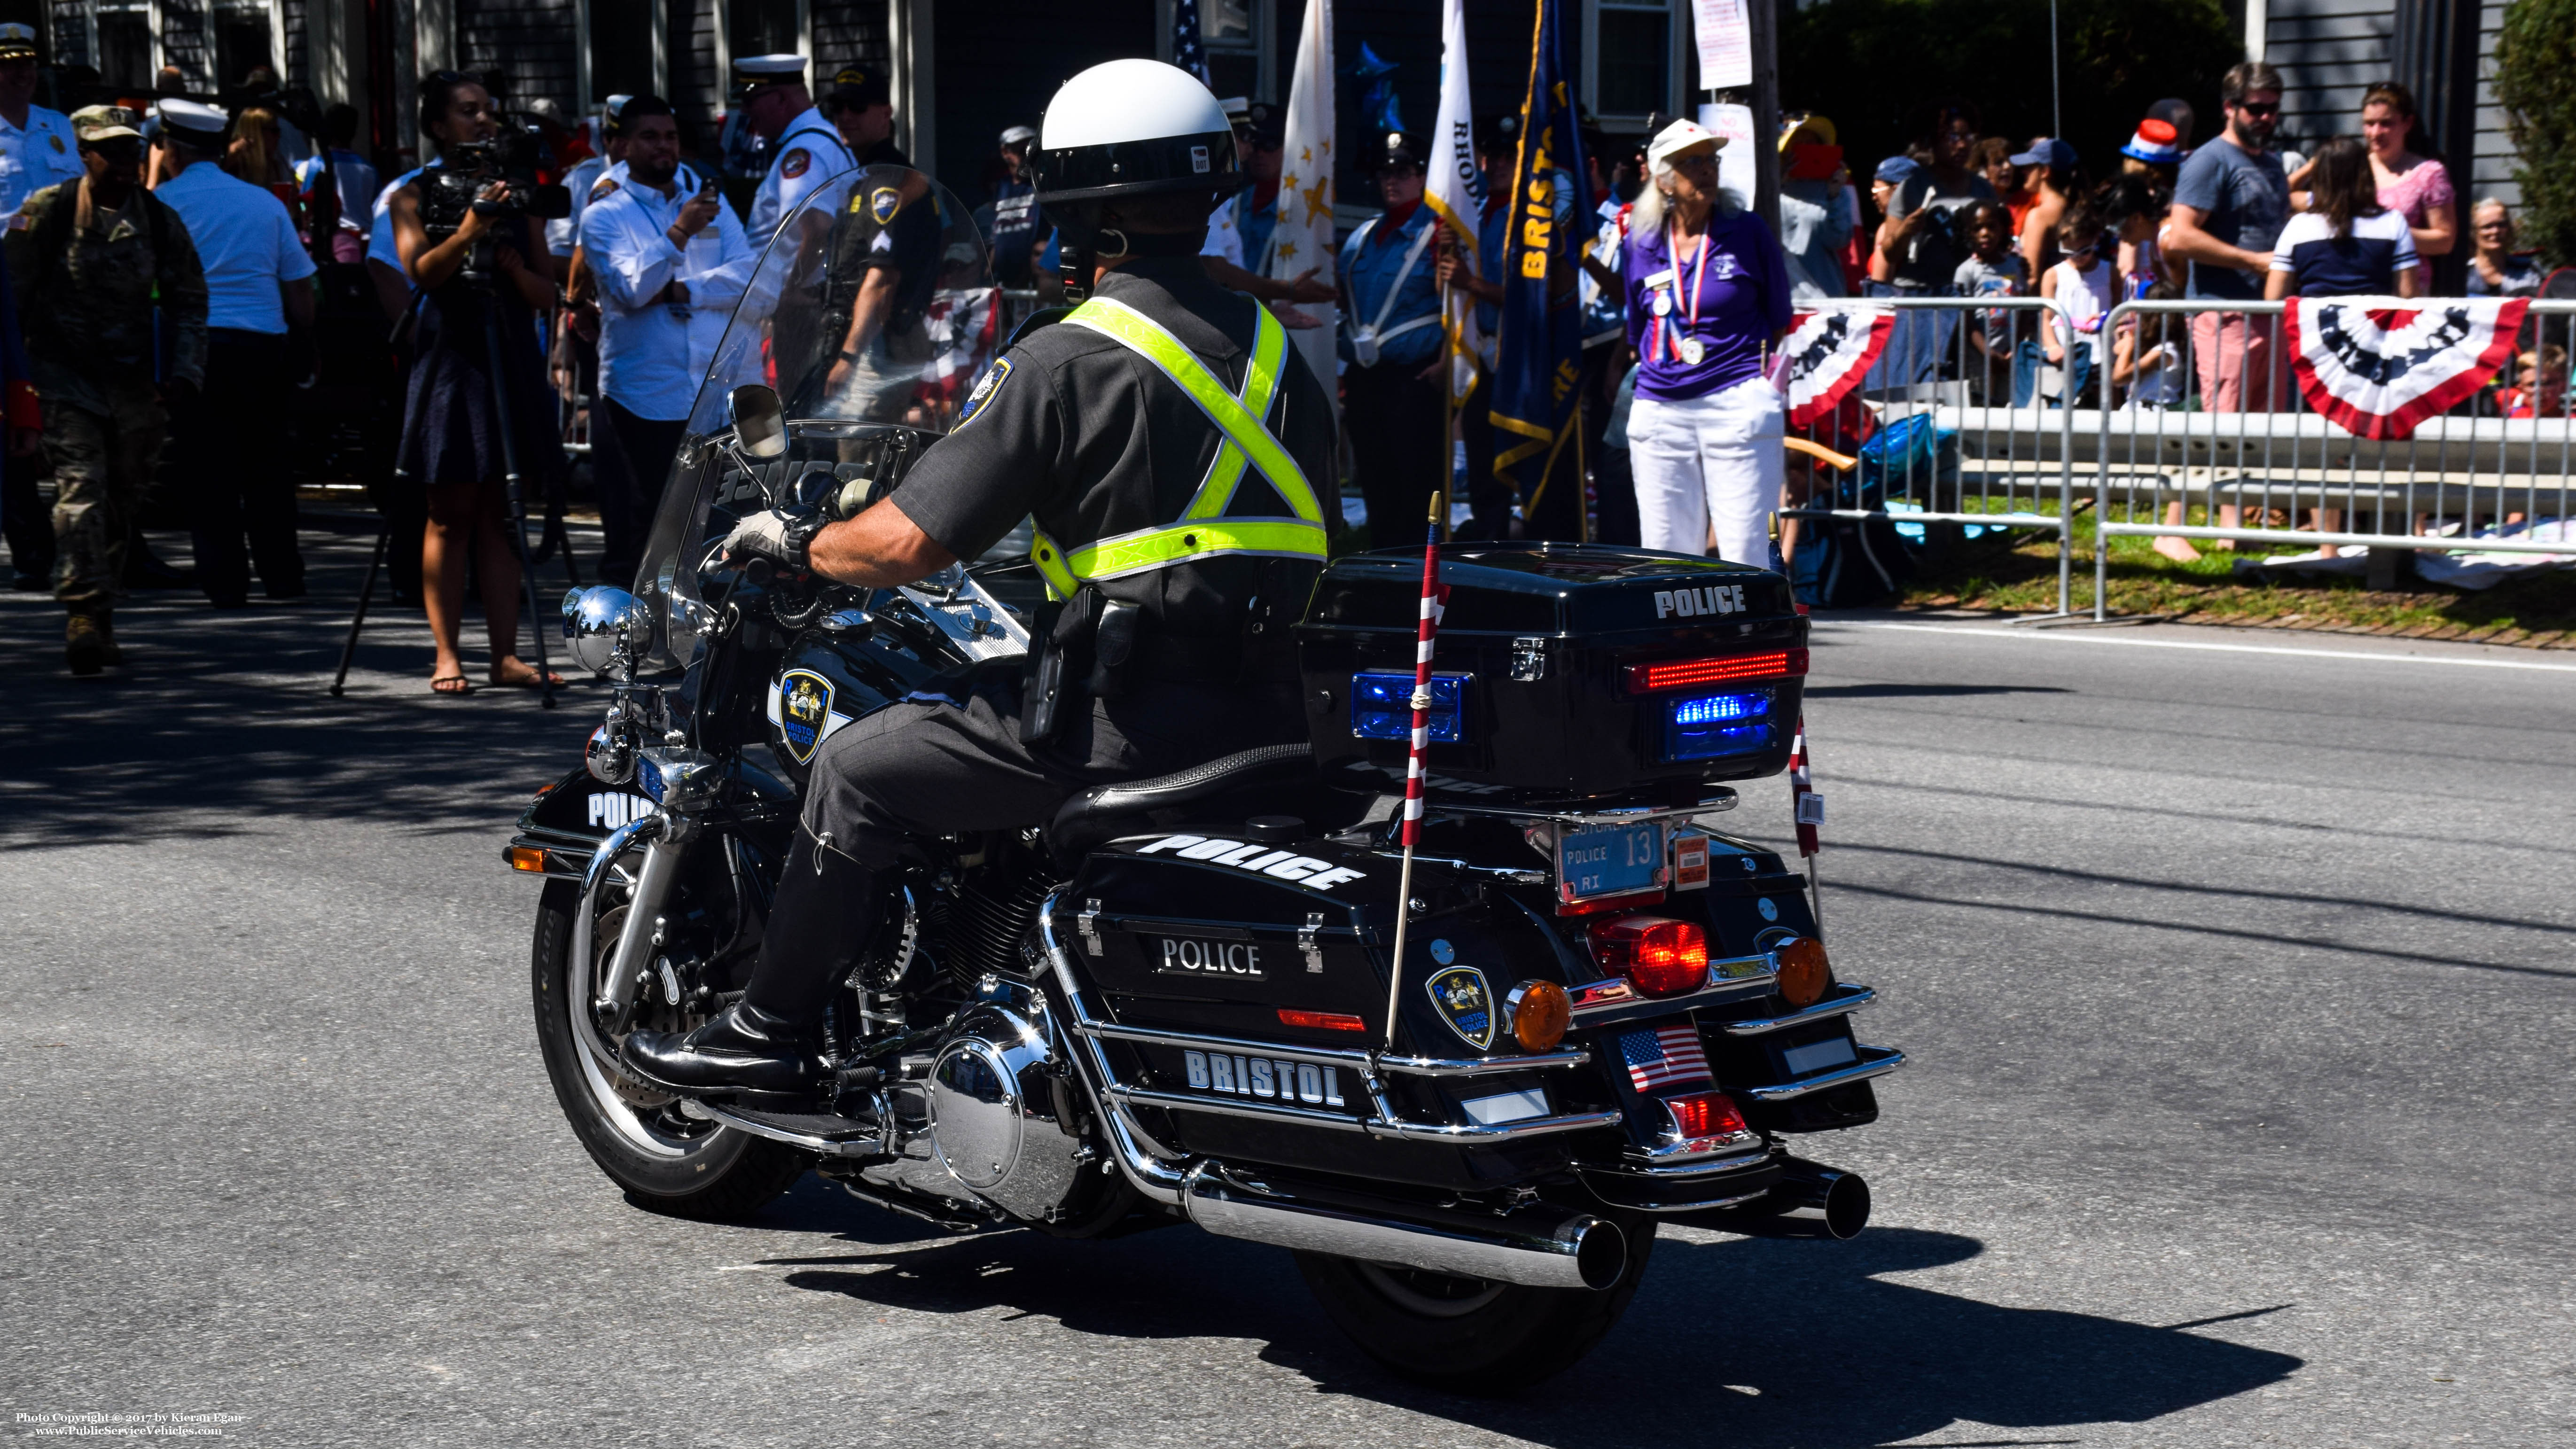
1488, 0, 1588, 515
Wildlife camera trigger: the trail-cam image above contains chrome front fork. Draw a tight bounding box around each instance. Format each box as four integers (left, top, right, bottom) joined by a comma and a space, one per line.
572, 810, 692, 1035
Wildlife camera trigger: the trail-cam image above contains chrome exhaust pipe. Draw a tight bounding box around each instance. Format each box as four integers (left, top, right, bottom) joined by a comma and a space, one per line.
1695, 1157, 1871, 1240
1181, 1162, 1627, 1291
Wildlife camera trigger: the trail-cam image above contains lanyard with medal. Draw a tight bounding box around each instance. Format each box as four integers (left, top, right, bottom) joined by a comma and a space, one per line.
1658, 221, 1712, 366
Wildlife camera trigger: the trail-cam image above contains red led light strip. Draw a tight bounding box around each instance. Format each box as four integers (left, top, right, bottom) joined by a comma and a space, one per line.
1624, 647, 1810, 693
1278, 1008, 1368, 1032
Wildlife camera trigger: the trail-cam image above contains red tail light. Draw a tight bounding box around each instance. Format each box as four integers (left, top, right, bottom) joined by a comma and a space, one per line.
1587, 915, 1710, 996
1661, 1089, 1749, 1140
1278, 1008, 1367, 1033
1624, 648, 1809, 693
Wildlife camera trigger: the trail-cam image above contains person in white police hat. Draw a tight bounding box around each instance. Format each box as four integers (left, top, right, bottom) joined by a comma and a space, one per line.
152, 96, 319, 606
737, 55, 857, 250
623, 58, 1332, 1098
0, 21, 82, 588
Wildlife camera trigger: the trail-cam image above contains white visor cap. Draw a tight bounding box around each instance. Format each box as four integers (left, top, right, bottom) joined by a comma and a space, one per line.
1647, 118, 1725, 176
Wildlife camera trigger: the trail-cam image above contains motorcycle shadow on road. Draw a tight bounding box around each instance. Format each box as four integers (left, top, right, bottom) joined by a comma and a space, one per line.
764, 1205, 2302, 1446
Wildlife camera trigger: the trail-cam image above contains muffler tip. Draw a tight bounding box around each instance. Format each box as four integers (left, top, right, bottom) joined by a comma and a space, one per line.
1815, 1170, 1870, 1241
1568, 1215, 1627, 1290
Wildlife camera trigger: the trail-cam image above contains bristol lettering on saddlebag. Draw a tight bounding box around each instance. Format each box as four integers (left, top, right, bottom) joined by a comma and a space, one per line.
1181, 1049, 1346, 1106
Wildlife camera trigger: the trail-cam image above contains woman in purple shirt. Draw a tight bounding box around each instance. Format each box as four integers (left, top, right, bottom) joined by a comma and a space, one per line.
1622, 119, 1795, 564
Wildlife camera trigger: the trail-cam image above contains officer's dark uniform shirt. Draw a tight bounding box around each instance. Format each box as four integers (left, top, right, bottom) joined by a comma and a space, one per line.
827, 174, 944, 328
890, 254, 1334, 655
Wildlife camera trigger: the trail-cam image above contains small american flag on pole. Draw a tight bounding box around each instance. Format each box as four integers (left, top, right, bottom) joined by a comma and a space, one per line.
1618, 1025, 1714, 1092
1789, 715, 1823, 858
1382, 498, 1448, 1050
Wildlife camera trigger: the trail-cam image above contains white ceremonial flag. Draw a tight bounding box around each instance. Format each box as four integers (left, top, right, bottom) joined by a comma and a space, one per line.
1270, 0, 1339, 413
1426, 0, 1486, 407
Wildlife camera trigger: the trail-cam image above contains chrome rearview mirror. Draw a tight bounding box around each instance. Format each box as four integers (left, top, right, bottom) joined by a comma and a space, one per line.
562, 586, 654, 678
729, 384, 788, 460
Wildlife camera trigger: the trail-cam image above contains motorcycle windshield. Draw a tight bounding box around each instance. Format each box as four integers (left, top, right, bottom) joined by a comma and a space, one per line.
631, 163, 1002, 674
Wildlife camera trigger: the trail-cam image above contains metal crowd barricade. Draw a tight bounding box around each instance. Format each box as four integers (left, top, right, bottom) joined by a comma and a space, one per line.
999, 287, 1046, 338
1779, 294, 2083, 618
2088, 298, 2576, 619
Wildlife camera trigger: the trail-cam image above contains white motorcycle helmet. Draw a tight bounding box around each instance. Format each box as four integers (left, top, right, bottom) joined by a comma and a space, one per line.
1031, 60, 1242, 293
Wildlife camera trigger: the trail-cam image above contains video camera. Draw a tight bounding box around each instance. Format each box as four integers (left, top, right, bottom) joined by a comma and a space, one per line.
419, 126, 573, 244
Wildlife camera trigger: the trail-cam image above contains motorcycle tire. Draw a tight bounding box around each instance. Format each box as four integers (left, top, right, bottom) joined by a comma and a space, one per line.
1293, 1215, 1658, 1393
530, 878, 812, 1220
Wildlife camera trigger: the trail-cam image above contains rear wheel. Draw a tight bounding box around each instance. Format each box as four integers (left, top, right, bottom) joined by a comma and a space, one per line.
531, 878, 812, 1219
1294, 1215, 1658, 1392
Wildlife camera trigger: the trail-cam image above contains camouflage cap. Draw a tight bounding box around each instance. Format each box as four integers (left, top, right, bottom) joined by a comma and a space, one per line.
0, 23, 35, 61
71, 105, 144, 143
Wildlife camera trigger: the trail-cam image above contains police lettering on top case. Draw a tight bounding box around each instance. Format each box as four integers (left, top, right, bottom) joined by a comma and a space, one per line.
1653, 583, 1749, 620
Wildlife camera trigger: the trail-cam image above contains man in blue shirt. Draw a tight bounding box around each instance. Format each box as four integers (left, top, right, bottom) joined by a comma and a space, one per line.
2167, 60, 2291, 417
1338, 131, 1447, 541
154, 98, 317, 606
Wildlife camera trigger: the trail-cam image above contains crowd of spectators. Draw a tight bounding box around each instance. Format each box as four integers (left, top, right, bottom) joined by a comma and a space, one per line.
2, 40, 2568, 679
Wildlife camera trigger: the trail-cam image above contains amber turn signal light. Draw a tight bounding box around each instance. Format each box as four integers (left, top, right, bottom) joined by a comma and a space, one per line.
1772, 935, 1830, 1008
506, 846, 548, 873
1504, 980, 1570, 1052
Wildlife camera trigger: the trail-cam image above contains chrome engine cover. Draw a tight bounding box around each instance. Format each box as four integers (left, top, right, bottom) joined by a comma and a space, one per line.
921, 989, 1089, 1221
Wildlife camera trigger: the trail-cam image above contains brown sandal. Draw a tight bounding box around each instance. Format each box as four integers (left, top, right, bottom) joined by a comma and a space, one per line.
431, 674, 475, 695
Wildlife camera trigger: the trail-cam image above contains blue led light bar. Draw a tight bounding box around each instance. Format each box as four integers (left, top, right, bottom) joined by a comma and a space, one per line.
1665, 689, 1773, 761
1351, 671, 1470, 743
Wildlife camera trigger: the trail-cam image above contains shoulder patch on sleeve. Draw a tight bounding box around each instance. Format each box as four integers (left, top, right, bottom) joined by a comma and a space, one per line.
867, 186, 902, 225
780, 148, 811, 180
956, 357, 1011, 427
588, 175, 619, 202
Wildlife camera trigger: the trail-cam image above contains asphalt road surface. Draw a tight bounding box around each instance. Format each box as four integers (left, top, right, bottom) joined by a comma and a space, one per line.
6, 526, 2573, 1448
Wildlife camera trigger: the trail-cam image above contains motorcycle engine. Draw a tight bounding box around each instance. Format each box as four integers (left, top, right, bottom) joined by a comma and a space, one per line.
859, 982, 1101, 1224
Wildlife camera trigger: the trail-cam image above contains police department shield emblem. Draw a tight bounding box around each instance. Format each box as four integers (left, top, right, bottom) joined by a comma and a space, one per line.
869, 186, 902, 224
1425, 965, 1495, 1050
780, 147, 810, 179
956, 358, 1009, 427
777, 669, 833, 763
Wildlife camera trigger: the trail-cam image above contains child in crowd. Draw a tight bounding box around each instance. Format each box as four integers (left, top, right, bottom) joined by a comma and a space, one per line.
2499, 346, 2568, 419
2112, 278, 2188, 412
1951, 199, 2026, 393
2038, 207, 2113, 405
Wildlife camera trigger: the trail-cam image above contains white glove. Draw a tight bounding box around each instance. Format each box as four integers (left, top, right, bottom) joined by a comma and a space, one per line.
722, 508, 803, 565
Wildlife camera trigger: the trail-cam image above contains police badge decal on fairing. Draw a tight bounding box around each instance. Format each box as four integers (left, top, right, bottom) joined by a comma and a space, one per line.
776, 669, 834, 763
1426, 965, 1495, 1050
869, 186, 902, 224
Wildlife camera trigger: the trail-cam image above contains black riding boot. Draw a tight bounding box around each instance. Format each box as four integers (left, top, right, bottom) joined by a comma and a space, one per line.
621, 830, 881, 1097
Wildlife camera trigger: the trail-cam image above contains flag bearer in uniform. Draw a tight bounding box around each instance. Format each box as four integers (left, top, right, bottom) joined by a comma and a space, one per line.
1338, 131, 1446, 542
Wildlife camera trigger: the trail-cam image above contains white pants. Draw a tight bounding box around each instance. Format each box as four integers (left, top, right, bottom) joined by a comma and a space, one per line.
1628, 377, 1785, 569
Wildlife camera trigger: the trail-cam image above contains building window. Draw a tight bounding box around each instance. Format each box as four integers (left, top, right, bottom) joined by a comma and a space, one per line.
95, 1, 151, 92
1202, 0, 1262, 105
213, 10, 274, 91
729, 0, 800, 62
1589, 0, 1675, 125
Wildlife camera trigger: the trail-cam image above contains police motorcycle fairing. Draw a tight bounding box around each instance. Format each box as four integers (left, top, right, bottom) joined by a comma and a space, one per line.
507, 161, 1902, 1392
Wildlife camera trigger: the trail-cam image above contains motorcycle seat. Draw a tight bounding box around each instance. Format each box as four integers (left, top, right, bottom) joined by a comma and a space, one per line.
1046, 742, 1316, 865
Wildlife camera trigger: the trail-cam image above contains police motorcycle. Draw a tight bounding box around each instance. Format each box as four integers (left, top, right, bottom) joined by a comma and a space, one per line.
508, 159, 1904, 1390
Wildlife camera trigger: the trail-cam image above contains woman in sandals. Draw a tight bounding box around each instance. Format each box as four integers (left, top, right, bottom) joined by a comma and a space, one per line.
387, 70, 564, 694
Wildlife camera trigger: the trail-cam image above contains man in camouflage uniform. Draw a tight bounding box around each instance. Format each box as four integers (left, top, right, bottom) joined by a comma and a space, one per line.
5, 104, 206, 674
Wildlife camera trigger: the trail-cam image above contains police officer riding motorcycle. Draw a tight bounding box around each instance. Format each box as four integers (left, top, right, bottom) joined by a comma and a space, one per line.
515, 61, 1902, 1390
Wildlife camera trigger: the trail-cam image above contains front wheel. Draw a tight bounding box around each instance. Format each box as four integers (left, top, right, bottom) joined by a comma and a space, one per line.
530, 878, 812, 1219
1294, 1215, 1658, 1392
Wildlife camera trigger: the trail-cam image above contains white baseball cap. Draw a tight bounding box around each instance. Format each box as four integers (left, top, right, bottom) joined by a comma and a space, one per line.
1646, 117, 1723, 175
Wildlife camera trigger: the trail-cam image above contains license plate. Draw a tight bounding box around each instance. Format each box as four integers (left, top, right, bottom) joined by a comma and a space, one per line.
1558, 823, 1665, 901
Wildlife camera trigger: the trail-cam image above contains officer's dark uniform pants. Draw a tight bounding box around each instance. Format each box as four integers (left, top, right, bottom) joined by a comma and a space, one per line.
592, 397, 685, 591
182, 329, 303, 604
1342, 358, 1445, 545
743, 677, 1304, 1026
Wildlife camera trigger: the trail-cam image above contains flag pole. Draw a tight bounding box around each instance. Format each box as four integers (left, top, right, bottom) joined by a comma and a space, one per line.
1441, 274, 1457, 541
1382, 491, 1445, 1053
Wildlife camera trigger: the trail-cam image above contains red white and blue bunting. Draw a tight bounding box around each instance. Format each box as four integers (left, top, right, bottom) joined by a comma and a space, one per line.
1780, 304, 1896, 429
2285, 296, 2529, 441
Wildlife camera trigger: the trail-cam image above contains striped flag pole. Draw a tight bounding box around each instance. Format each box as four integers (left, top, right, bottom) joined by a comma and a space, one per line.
1382, 493, 1447, 1052
1788, 714, 1826, 936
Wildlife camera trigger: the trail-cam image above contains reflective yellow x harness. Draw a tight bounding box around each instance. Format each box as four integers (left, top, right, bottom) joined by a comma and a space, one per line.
1027, 296, 1327, 599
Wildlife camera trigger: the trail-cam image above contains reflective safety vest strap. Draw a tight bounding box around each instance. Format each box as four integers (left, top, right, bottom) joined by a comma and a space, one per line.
1063, 297, 1324, 526
1183, 304, 1289, 522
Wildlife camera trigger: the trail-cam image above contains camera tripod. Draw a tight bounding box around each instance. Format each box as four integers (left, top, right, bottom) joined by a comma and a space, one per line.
330, 230, 578, 707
